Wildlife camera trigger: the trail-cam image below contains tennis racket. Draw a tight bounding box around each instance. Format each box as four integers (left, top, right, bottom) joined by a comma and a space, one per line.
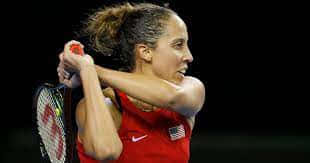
33, 43, 84, 163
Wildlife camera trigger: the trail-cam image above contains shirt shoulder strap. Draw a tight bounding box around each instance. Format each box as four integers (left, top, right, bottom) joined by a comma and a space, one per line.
113, 89, 123, 113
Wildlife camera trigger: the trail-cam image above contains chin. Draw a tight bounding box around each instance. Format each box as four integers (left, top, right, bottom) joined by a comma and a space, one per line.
157, 73, 184, 85
172, 73, 185, 85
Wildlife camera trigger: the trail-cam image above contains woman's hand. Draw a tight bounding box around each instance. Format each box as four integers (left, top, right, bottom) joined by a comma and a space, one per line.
57, 40, 94, 88
63, 40, 94, 73
57, 56, 81, 88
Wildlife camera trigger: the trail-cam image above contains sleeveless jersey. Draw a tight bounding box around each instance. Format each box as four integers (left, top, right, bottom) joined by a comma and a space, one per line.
77, 90, 192, 163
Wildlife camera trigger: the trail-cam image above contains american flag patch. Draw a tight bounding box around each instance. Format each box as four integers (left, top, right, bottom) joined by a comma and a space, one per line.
168, 124, 185, 141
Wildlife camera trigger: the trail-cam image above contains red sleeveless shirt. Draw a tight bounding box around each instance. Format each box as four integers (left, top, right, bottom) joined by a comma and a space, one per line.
77, 90, 192, 163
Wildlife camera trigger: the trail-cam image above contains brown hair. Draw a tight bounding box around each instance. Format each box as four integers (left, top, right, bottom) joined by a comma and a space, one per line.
83, 3, 176, 72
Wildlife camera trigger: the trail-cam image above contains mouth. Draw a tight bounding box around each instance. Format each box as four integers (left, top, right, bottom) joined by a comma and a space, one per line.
177, 69, 187, 76
178, 70, 186, 74
176, 65, 188, 78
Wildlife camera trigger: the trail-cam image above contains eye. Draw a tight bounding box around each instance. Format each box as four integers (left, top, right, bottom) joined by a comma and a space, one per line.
174, 41, 184, 49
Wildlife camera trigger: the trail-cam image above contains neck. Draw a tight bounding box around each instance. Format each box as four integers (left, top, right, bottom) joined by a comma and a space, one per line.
132, 59, 155, 77
128, 60, 157, 112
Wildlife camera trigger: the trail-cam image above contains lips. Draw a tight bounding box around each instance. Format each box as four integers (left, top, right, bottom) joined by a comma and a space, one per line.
177, 68, 187, 75
178, 70, 186, 74
176, 65, 188, 77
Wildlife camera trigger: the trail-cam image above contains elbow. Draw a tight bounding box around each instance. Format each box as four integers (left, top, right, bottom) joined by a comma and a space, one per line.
96, 144, 122, 161
167, 89, 199, 117
84, 140, 123, 161
110, 141, 123, 160
166, 77, 205, 117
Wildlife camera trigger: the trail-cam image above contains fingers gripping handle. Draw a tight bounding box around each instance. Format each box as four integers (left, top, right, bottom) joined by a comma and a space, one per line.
66, 43, 84, 88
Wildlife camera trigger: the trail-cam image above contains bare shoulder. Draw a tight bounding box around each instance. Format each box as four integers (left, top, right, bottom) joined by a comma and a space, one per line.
102, 87, 120, 109
181, 77, 205, 129
102, 87, 122, 130
186, 116, 196, 131
184, 76, 206, 107
75, 87, 122, 138
184, 76, 205, 88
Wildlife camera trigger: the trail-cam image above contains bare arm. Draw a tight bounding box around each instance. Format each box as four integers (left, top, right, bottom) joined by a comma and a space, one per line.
60, 41, 122, 161
77, 65, 122, 161
95, 66, 205, 117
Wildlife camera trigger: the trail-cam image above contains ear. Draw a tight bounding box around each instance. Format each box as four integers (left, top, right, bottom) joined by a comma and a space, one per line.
136, 44, 152, 62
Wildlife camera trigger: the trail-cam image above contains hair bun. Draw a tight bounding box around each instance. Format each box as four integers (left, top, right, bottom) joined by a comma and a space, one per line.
85, 3, 134, 55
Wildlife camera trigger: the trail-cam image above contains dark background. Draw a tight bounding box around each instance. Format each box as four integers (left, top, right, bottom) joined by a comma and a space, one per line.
3, 0, 308, 162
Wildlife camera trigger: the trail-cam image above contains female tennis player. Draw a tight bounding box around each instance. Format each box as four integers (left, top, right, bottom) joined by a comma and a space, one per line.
58, 3, 205, 163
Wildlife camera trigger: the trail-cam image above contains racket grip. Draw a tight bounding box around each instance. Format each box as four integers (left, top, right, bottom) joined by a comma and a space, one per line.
69, 44, 84, 56
67, 43, 84, 85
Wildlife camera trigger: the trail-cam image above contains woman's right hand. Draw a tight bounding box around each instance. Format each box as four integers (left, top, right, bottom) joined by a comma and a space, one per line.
62, 40, 94, 73
57, 51, 82, 88
57, 40, 94, 88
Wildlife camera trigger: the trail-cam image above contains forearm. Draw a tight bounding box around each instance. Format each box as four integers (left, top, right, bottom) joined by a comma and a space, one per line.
80, 65, 121, 157
95, 65, 182, 108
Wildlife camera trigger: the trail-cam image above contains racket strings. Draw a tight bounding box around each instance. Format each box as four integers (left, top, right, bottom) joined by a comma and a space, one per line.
37, 88, 66, 163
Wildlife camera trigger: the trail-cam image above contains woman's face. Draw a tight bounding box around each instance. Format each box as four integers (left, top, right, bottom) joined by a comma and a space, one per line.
151, 14, 193, 85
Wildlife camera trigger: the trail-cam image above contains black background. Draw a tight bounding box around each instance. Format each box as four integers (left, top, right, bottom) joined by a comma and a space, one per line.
3, 0, 308, 162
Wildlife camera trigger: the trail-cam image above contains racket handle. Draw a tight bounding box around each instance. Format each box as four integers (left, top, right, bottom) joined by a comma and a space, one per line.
69, 43, 84, 56
59, 42, 84, 89
54, 84, 66, 90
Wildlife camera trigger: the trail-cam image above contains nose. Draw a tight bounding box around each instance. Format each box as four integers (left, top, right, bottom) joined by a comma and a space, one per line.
183, 49, 194, 63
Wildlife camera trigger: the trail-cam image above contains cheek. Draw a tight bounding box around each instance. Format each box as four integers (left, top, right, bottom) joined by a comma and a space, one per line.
152, 56, 169, 75
152, 51, 180, 77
